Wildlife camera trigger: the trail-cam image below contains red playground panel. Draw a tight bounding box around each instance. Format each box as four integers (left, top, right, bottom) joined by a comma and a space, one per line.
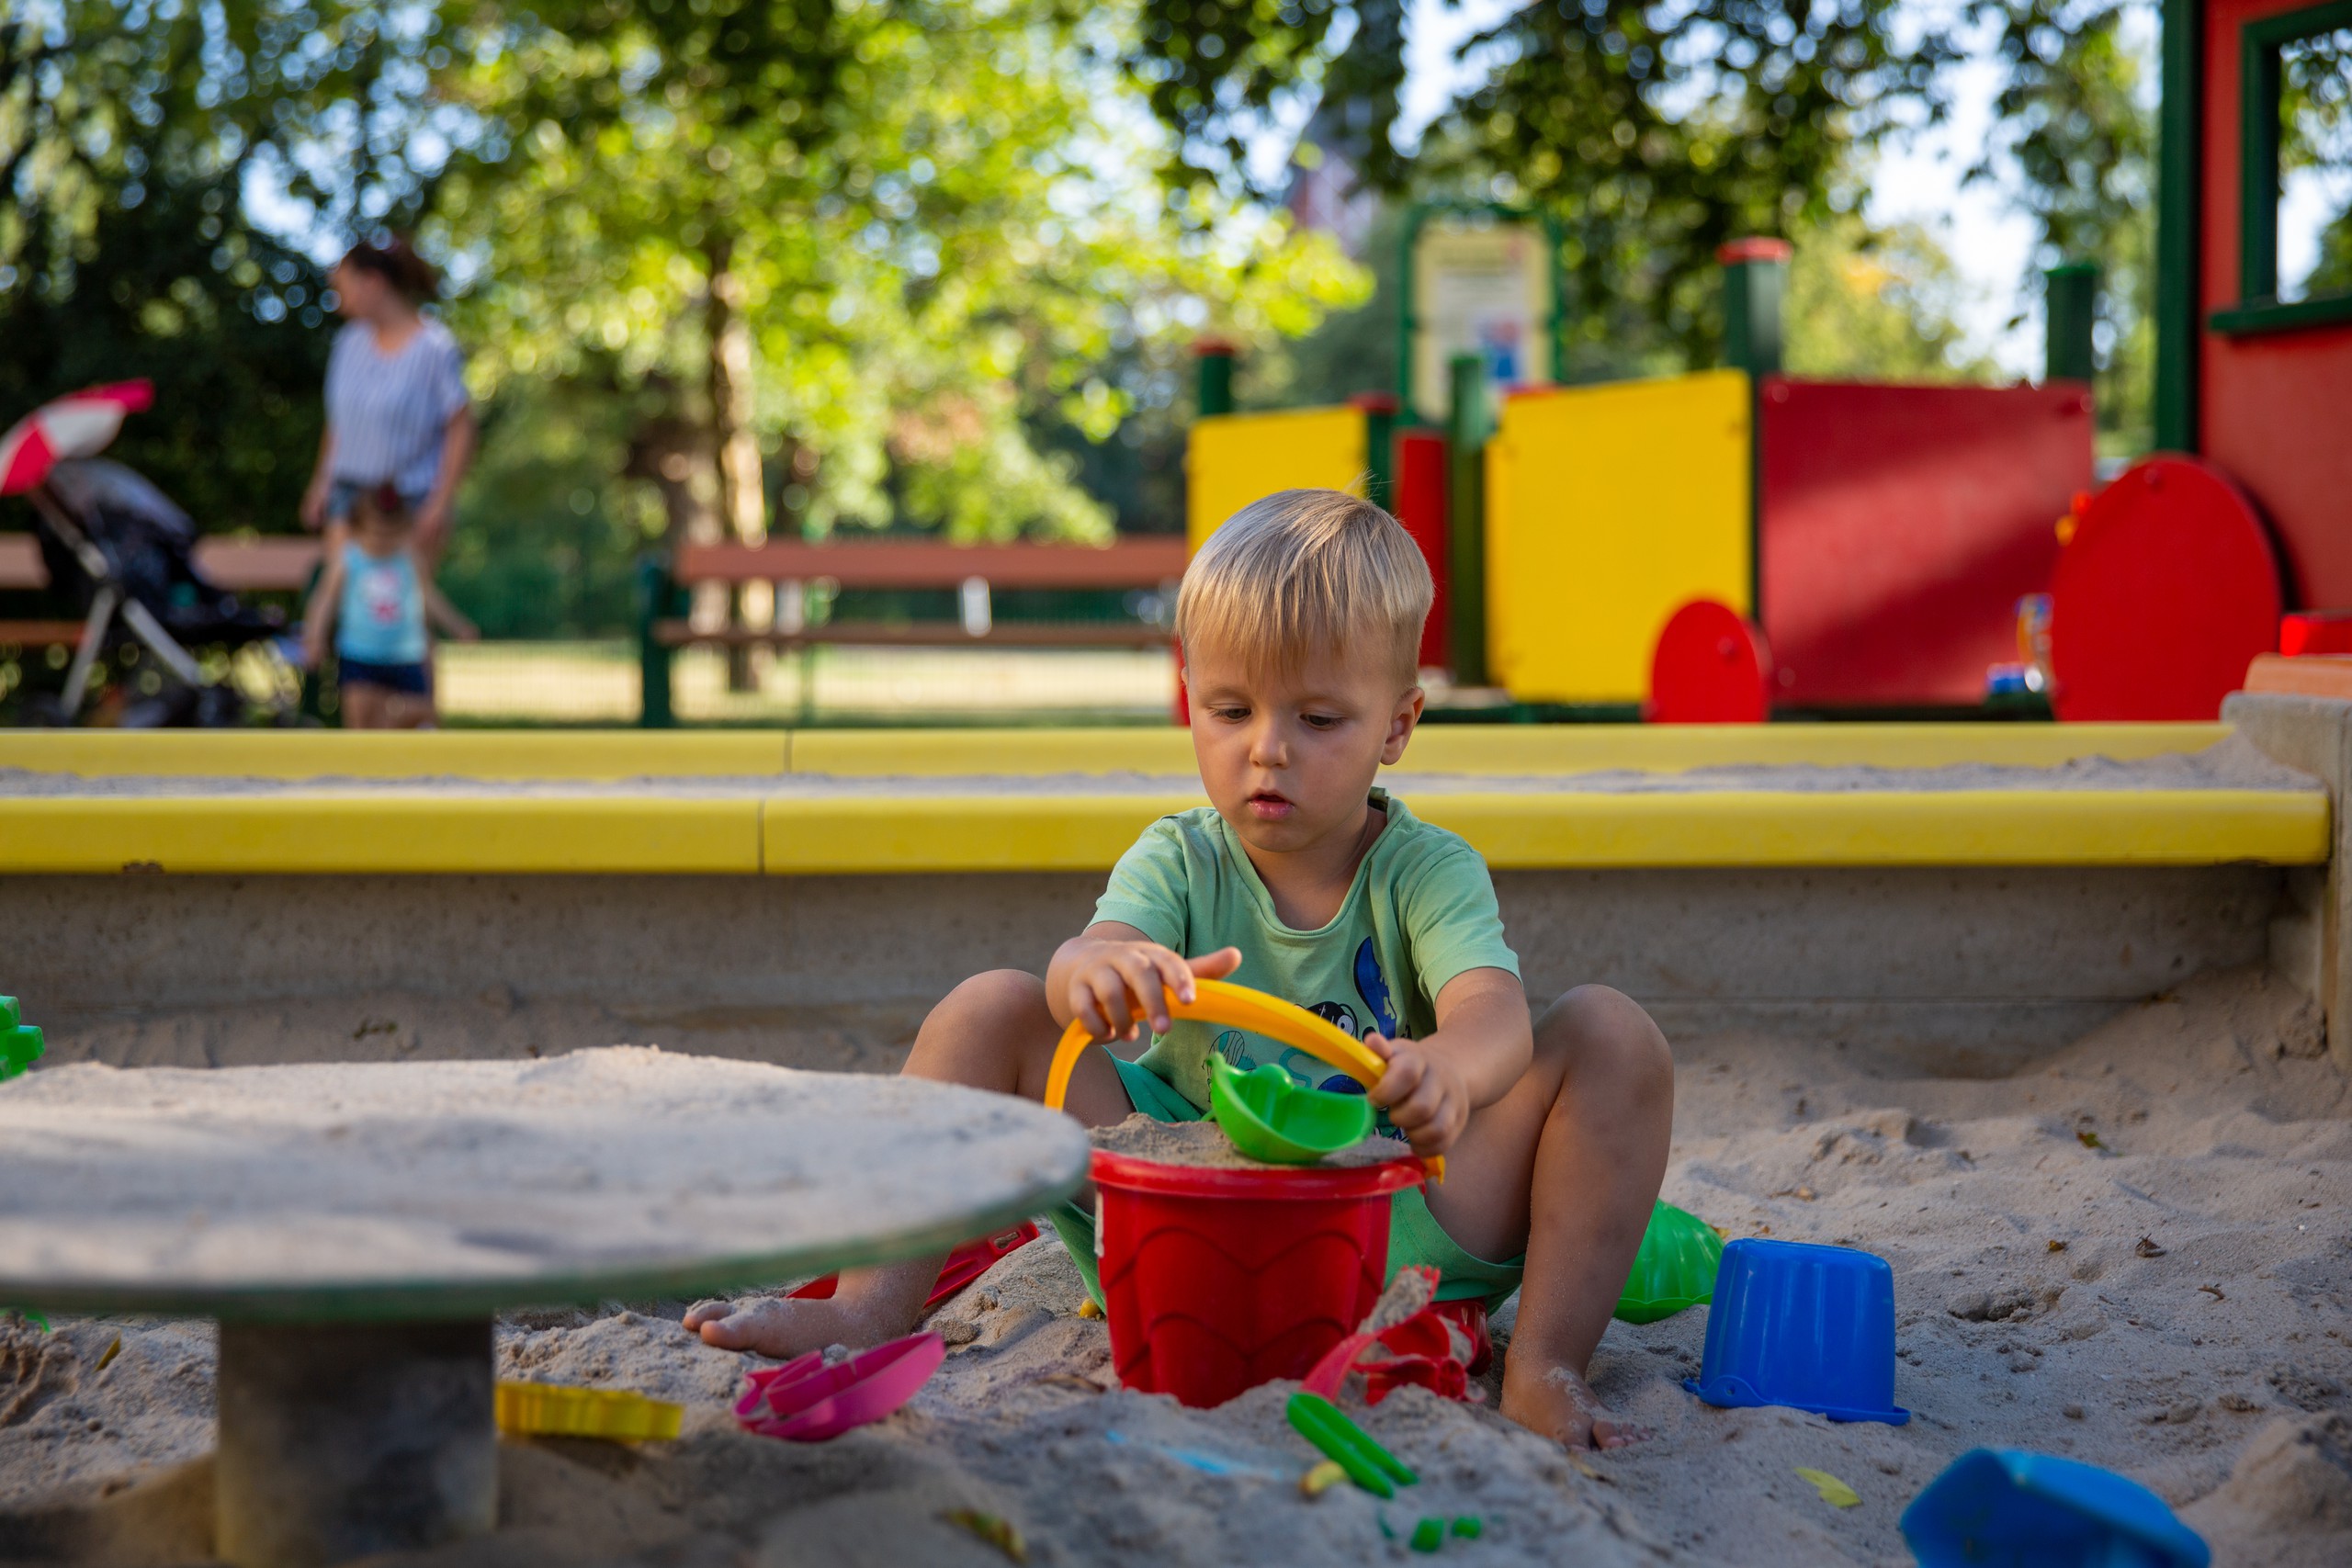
1758, 379, 2093, 707
1648, 599, 1771, 723
2049, 456, 2281, 722
1391, 429, 1450, 671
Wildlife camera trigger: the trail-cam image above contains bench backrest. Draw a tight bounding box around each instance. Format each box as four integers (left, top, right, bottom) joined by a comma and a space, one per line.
672, 537, 1187, 591
0, 534, 321, 593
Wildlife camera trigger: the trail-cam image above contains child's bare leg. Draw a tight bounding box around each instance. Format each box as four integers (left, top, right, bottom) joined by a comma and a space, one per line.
684, 969, 1130, 1356
1421, 985, 1672, 1450
339, 684, 385, 728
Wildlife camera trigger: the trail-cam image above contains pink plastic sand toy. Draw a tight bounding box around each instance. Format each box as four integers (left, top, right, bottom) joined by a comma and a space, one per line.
732, 1331, 945, 1442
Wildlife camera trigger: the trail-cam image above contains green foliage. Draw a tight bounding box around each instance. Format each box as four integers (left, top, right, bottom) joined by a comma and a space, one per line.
437, 384, 649, 637
1781, 215, 1997, 383
1975, 0, 2154, 449
0, 1, 336, 536
436, 0, 1366, 543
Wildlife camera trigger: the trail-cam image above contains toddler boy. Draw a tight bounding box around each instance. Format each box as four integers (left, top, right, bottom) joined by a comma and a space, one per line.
687, 490, 1673, 1449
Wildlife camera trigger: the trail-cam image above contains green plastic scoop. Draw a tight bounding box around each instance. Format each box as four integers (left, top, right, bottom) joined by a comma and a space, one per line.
1613, 1201, 1724, 1324
1208, 1055, 1374, 1166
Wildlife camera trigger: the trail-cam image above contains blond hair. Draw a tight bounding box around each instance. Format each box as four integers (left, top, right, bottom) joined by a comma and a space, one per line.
1177, 489, 1431, 686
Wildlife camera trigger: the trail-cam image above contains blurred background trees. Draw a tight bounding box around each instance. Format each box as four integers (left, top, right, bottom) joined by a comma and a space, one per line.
4, 0, 2186, 637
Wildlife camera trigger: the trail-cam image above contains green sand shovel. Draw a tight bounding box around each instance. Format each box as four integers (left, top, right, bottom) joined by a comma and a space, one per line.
1208, 1054, 1375, 1166
1614, 1201, 1724, 1324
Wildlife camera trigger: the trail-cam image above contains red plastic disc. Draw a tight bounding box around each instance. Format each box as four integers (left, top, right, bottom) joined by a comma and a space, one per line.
1648, 599, 1772, 723
2050, 457, 2281, 721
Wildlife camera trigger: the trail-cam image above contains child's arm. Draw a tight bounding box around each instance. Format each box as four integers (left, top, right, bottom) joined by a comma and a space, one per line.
1046, 922, 1240, 1043
300, 554, 345, 669
421, 576, 479, 642
1363, 966, 1532, 1158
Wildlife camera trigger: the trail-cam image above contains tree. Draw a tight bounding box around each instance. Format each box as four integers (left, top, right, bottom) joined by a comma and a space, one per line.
1127, 1, 1962, 362
434, 0, 1365, 551
1975, 0, 2155, 450
0, 0, 375, 534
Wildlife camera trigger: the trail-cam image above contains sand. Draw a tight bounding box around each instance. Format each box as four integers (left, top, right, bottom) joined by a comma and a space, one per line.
0, 732, 2316, 798
1091, 1112, 1412, 1171
4, 964, 2349, 1564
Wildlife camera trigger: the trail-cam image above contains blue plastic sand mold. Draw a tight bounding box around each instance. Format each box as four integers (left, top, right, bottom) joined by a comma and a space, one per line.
1685, 1237, 1910, 1425
1901, 1448, 2211, 1568
1, 997, 43, 1081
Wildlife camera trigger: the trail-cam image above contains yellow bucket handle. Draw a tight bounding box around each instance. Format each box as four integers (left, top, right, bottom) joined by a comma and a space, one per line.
1043, 976, 1442, 1183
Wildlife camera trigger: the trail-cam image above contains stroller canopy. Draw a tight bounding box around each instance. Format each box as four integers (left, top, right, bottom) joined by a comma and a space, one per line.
0, 381, 155, 496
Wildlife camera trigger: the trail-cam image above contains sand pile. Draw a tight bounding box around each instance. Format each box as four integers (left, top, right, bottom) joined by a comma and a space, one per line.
4, 964, 2348, 1565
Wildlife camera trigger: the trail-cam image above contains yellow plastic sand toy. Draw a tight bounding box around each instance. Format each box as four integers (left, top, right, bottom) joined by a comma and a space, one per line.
494, 1381, 683, 1440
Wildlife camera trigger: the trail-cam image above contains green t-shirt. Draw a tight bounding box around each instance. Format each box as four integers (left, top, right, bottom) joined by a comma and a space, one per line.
1091, 789, 1521, 1111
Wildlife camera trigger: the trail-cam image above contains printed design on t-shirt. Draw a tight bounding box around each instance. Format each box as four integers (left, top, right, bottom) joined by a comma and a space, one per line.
358, 562, 405, 626
1219, 940, 1408, 1106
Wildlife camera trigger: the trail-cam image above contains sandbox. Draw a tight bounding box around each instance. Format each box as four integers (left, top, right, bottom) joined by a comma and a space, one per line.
1, 709, 2346, 1565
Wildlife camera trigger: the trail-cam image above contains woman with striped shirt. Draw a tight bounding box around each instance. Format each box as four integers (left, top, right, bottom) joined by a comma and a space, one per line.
299, 238, 475, 560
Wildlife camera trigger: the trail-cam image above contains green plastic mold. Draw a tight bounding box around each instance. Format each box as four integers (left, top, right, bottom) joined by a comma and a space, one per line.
1209, 1055, 1374, 1166
1614, 1201, 1724, 1325
1, 998, 41, 1082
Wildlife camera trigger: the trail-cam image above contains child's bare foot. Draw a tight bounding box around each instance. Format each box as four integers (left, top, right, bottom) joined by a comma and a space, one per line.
683, 1292, 902, 1359
1500, 1352, 1648, 1450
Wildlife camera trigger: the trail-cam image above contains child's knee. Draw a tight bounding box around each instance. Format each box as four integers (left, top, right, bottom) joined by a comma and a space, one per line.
938, 968, 1052, 1027
1536, 985, 1673, 1106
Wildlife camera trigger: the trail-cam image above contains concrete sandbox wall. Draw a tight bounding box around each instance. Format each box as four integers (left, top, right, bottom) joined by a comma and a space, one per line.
0, 863, 2293, 1065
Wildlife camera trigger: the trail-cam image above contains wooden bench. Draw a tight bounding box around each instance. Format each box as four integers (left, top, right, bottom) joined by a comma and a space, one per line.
0, 534, 322, 647
640, 537, 1189, 725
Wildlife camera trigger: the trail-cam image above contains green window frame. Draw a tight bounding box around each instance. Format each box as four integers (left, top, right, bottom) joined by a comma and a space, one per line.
2212, 0, 2352, 334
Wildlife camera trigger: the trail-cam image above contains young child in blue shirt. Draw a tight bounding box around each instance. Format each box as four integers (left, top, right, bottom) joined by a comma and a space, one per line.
689, 489, 1674, 1450
301, 482, 476, 728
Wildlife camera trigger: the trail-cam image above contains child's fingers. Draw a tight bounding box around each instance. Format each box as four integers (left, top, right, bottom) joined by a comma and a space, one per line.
1112, 953, 1175, 1032
1361, 1031, 1397, 1062
1185, 946, 1242, 982
1371, 1051, 1425, 1109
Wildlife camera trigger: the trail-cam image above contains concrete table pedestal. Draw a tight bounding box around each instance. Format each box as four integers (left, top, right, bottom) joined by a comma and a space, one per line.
215, 1321, 497, 1567
0, 1050, 1090, 1568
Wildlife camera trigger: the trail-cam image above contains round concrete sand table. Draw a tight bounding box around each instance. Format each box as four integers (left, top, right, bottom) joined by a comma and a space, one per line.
0, 1047, 1091, 1568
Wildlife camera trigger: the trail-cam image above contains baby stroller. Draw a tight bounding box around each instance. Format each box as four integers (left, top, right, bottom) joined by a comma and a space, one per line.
1, 381, 300, 726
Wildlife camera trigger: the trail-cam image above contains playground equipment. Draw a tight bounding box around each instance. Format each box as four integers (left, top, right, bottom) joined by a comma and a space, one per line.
1187, 0, 2351, 723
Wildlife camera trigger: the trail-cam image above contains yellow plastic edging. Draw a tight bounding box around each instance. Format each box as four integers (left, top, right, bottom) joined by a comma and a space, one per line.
1395, 723, 2235, 775
0, 731, 790, 780
1410, 789, 2329, 868
762, 793, 1206, 873
0, 796, 763, 874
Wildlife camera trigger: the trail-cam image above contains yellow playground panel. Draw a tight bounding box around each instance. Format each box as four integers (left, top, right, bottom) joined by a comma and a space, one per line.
1485, 370, 1751, 705
1185, 405, 1367, 550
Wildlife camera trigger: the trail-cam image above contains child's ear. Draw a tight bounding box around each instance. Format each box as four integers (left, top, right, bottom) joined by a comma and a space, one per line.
1382, 684, 1425, 765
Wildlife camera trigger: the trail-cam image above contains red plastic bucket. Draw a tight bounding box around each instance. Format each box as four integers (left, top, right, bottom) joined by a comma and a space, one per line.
1091, 1148, 1425, 1407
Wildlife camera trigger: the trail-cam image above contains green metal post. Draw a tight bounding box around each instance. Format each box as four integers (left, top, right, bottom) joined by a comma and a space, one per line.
1351, 392, 1399, 508
2154, 0, 2202, 451
1445, 354, 1489, 687
1719, 237, 1791, 378
2044, 262, 2101, 384
1194, 340, 1236, 419
1718, 238, 1789, 622
636, 554, 676, 729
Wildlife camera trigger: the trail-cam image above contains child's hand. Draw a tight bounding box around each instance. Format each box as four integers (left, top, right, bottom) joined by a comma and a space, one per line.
1363, 1034, 1472, 1158
1066, 943, 1239, 1043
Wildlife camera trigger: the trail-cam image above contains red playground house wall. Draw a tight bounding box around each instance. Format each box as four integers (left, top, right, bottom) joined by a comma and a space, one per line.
1758, 379, 2095, 708
2199, 0, 2352, 612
